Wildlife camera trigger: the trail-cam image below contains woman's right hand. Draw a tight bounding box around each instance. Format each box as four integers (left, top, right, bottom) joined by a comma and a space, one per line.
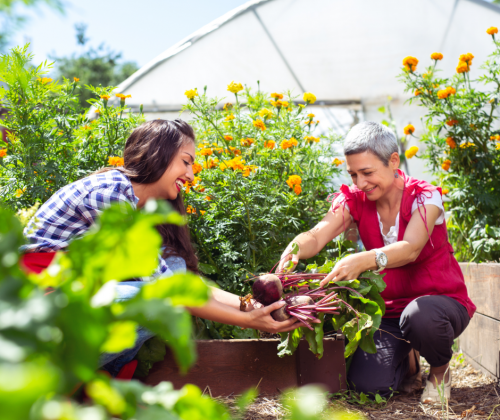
277, 241, 301, 272
245, 301, 305, 333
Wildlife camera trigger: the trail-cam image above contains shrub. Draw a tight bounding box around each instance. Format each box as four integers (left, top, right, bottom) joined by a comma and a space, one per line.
0, 45, 143, 209
399, 33, 500, 262
182, 84, 344, 292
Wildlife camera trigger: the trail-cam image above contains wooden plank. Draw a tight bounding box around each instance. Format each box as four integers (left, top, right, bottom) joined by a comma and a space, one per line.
144, 338, 346, 395
459, 263, 500, 319
459, 313, 500, 378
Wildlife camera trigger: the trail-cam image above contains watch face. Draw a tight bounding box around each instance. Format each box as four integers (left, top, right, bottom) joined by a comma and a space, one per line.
379, 254, 388, 267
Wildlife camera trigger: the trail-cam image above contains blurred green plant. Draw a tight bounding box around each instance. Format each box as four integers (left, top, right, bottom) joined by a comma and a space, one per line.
182, 84, 344, 293
0, 45, 143, 209
398, 33, 500, 262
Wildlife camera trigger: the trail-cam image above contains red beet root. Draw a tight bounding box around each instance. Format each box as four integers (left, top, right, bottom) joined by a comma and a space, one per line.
271, 295, 314, 321
252, 274, 283, 306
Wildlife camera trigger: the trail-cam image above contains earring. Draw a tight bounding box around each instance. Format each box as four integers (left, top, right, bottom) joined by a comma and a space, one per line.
394, 171, 399, 178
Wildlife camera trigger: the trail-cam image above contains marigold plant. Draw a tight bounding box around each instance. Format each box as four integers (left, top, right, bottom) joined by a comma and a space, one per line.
182, 84, 342, 292
399, 32, 500, 262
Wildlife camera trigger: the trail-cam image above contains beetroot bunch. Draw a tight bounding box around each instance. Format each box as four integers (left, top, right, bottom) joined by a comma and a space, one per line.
250, 274, 340, 330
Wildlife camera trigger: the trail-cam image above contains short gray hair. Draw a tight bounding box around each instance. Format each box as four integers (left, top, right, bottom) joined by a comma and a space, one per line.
343, 121, 399, 166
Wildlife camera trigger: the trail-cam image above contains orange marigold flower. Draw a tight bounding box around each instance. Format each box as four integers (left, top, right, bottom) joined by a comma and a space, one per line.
459, 53, 474, 64
487, 27, 498, 35
100, 95, 110, 100
264, 140, 276, 149
280, 138, 298, 150
253, 119, 266, 131
192, 162, 203, 175
108, 156, 124, 166
456, 61, 469, 73
73, 77, 80, 82
403, 124, 415, 135
431, 52, 443, 60
415, 89, 422, 96
271, 92, 284, 99
446, 119, 458, 126
490, 134, 500, 141
186, 205, 196, 214
445, 137, 457, 149
200, 148, 213, 156
224, 135, 233, 141
442, 188, 449, 195
0, 149, 6, 158
205, 196, 212, 201
402, 56, 419, 72
294, 185, 302, 195
332, 158, 345, 167
229, 147, 241, 156
115, 93, 131, 100
240, 138, 255, 147
286, 175, 302, 188
204, 158, 219, 169
442, 159, 451, 171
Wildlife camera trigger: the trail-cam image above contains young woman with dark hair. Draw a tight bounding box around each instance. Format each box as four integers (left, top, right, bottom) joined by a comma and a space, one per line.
21, 119, 302, 375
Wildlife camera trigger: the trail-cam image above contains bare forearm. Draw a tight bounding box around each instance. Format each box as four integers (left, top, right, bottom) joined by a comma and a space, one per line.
187, 297, 250, 328
382, 241, 421, 268
288, 231, 322, 259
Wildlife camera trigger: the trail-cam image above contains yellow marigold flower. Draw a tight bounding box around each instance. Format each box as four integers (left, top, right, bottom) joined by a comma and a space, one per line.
223, 102, 233, 110
264, 140, 276, 149
259, 108, 273, 118
286, 175, 302, 188
185, 89, 198, 100
487, 27, 498, 35
442, 159, 451, 171
37, 77, 53, 84
0, 149, 7, 158
442, 188, 449, 195
224, 135, 233, 141
459, 53, 474, 64
227, 81, 244, 93
204, 158, 219, 169
253, 119, 266, 131
108, 156, 124, 166
431, 52, 443, 60
270, 100, 278, 107
304, 135, 320, 143
73, 77, 80, 82
456, 61, 469, 73
280, 100, 289, 107
298, 104, 305, 108
15, 187, 26, 198
240, 138, 255, 147
437, 90, 448, 100
95, 109, 101, 114
225, 114, 235, 121
460, 142, 476, 149
192, 162, 203, 175
200, 148, 213, 156
490, 134, 500, 141
496, 143, 500, 150
332, 158, 345, 167
100, 95, 110, 100
199, 210, 206, 215
225, 156, 246, 171
303, 92, 316, 104
307, 113, 315, 118
446, 137, 457, 149
403, 124, 415, 135
415, 89, 422, 96
271, 93, 284, 99
402, 56, 418, 72
405, 146, 419, 159
293, 184, 302, 195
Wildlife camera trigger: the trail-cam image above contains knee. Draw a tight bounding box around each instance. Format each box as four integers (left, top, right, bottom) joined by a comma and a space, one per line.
347, 370, 397, 399
401, 298, 439, 336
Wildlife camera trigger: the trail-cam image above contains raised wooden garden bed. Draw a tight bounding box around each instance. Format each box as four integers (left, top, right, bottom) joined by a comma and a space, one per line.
458, 263, 500, 379
144, 336, 346, 395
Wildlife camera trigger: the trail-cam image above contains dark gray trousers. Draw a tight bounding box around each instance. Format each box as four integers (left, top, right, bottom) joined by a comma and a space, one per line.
347, 295, 470, 397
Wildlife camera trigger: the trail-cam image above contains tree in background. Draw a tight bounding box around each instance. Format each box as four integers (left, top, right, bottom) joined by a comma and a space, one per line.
0, 0, 63, 52
51, 23, 139, 108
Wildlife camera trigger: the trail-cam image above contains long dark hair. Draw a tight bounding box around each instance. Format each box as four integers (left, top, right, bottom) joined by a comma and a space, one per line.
97, 119, 198, 273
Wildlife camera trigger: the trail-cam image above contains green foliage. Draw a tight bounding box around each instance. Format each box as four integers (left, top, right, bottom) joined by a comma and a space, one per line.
277, 260, 386, 360
398, 39, 500, 262
50, 23, 139, 108
182, 84, 343, 293
0, 45, 143, 209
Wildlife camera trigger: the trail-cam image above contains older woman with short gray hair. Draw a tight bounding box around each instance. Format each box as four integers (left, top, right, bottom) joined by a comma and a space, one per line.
279, 121, 475, 403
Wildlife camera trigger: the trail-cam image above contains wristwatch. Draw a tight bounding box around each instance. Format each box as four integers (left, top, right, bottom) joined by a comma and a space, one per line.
373, 249, 388, 273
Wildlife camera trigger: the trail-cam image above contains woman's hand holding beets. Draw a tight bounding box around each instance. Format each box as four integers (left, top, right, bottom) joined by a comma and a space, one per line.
320, 252, 372, 288
245, 301, 305, 333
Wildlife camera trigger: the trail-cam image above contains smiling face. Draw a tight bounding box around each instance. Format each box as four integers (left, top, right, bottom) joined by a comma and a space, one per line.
155, 140, 196, 200
345, 151, 400, 201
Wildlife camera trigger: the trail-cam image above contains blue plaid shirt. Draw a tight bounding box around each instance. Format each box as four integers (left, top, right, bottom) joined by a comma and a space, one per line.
22, 170, 172, 277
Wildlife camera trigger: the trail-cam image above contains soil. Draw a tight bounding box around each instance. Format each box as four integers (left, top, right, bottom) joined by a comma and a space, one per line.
217, 353, 499, 419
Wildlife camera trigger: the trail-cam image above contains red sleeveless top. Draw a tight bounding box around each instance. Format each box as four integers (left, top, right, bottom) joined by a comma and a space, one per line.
332, 171, 475, 319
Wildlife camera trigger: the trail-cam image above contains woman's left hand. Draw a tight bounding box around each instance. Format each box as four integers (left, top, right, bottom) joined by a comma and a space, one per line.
320, 253, 370, 288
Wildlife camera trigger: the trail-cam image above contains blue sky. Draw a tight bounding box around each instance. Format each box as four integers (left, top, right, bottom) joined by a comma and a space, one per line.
11, 0, 250, 67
